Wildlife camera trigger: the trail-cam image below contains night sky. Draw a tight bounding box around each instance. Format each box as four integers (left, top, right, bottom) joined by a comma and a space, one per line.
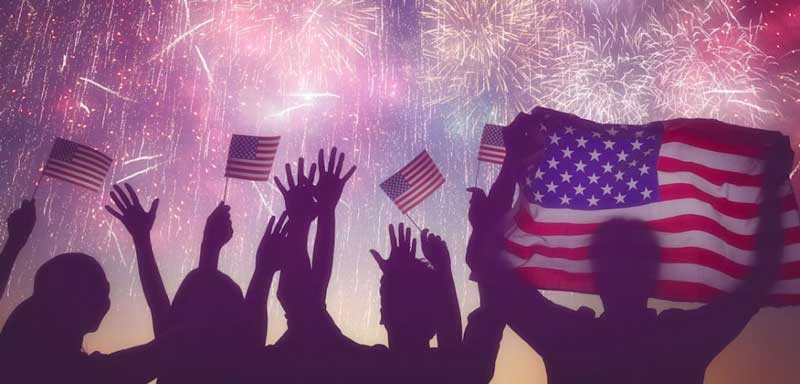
0, 1, 799, 383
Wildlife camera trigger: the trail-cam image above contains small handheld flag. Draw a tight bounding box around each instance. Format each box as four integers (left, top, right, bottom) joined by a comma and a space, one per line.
478, 124, 507, 164
380, 150, 445, 215
224, 134, 280, 181
39, 138, 113, 193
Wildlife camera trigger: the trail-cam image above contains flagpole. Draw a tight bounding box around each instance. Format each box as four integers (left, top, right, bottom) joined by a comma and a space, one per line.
403, 212, 423, 232
222, 178, 229, 202
474, 159, 481, 187
31, 169, 45, 199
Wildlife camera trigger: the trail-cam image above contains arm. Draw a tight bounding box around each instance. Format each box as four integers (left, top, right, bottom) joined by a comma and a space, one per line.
310, 147, 356, 305
105, 184, 170, 336
198, 202, 233, 271
0, 199, 35, 298
420, 229, 462, 351
244, 212, 288, 345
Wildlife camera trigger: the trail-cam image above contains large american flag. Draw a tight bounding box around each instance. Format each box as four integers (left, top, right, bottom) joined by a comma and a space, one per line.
224, 134, 279, 181
504, 108, 800, 305
478, 124, 506, 164
42, 138, 113, 192
380, 150, 445, 213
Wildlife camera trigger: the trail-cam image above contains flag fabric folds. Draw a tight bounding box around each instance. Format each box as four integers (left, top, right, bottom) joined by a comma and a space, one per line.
224, 134, 280, 181
504, 107, 800, 305
380, 150, 445, 213
42, 138, 113, 192
478, 124, 506, 164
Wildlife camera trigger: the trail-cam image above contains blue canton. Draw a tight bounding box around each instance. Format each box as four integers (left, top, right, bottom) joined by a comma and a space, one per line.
229, 135, 259, 160
50, 138, 78, 162
380, 173, 410, 200
523, 117, 664, 210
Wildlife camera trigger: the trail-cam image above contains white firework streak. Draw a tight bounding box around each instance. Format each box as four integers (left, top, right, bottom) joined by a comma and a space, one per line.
79, 102, 90, 114
123, 154, 164, 165
268, 103, 314, 119
289, 92, 340, 100
116, 162, 164, 184
195, 45, 213, 83
149, 18, 214, 62
79, 77, 137, 102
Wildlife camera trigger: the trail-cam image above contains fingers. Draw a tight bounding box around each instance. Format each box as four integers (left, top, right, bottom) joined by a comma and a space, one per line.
334, 149, 344, 177
410, 238, 417, 259
124, 183, 141, 208
276, 211, 289, 234
104, 205, 124, 221
308, 163, 317, 185
274, 177, 288, 196
265, 215, 276, 237
113, 184, 132, 209
318, 148, 326, 174
297, 157, 305, 184
149, 199, 160, 218
388, 223, 397, 249
342, 165, 356, 183
110, 190, 126, 212
329, 147, 337, 174
398, 222, 406, 250
370, 249, 387, 272
285, 163, 295, 189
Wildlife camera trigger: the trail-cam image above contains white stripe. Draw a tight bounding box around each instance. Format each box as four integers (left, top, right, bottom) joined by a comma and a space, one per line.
396, 164, 440, 206
76, 147, 113, 166
506, 225, 800, 265
228, 157, 274, 165
398, 176, 444, 212
660, 141, 764, 175
46, 161, 105, 183
522, 198, 800, 233
403, 160, 438, 187
771, 278, 800, 294
224, 170, 271, 180
43, 169, 100, 191
657, 171, 763, 203
225, 163, 273, 172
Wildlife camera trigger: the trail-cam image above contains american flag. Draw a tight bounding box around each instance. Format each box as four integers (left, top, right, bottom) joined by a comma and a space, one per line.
224, 134, 279, 181
478, 124, 506, 164
380, 150, 445, 213
42, 138, 113, 192
504, 108, 800, 305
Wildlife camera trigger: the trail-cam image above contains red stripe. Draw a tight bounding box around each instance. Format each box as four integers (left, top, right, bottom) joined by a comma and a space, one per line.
48, 159, 106, 181
478, 146, 506, 155
73, 155, 111, 174
399, 151, 430, 175
76, 145, 113, 164
225, 166, 272, 175
658, 157, 762, 187
662, 120, 772, 158
768, 294, 800, 306
44, 163, 103, 187
398, 175, 444, 212
228, 158, 274, 165
658, 183, 759, 219
653, 280, 723, 302
517, 267, 595, 293
396, 164, 441, 206
478, 156, 505, 165
223, 174, 271, 181
43, 170, 101, 191
403, 156, 438, 186
504, 239, 589, 260
779, 261, 800, 280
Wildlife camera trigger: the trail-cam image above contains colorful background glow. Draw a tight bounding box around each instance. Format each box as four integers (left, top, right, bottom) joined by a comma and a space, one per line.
1, 1, 798, 382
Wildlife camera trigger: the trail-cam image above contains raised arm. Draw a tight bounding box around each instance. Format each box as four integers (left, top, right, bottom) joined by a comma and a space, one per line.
1, 199, 36, 298
420, 229, 462, 351
244, 212, 288, 345
310, 147, 356, 303
105, 184, 170, 336
198, 202, 233, 271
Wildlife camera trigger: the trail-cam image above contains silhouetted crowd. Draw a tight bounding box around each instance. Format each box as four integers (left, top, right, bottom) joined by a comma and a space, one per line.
0, 115, 792, 383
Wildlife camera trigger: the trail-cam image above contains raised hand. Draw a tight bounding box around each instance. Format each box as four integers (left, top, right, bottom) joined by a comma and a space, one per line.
502, 112, 546, 170
314, 147, 356, 210
370, 223, 417, 271
256, 212, 289, 274
275, 157, 319, 225
202, 202, 234, 250
420, 229, 451, 273
7, 199, 36, 246
105, 184, 160, 239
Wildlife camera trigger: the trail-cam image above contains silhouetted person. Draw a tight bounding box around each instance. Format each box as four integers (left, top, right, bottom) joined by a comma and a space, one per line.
467, 113, 793, 384
106, 183, 287, 382
0, 253, 163, 383
1, 198, 36, 298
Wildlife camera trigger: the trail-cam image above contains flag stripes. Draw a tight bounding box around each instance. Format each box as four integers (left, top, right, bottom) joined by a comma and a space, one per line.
224, 135, 279, 181
42, 138, 113, 192
380, 151, 445, 213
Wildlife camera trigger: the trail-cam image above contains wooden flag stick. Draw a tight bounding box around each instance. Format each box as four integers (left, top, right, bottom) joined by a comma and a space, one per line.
403, 212, 423, 232
474, 160, 481, 188
31, 172, 44, 199
222, 178, 230, 202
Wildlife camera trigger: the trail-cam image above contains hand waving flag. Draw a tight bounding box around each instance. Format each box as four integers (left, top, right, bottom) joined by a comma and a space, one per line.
380, 150, 445, 213
42, 138, 113, 192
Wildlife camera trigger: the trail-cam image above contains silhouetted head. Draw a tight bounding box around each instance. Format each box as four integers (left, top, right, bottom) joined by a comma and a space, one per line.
589, 219, 660, 316
170, 269, 245, 332
378, 259, 438, 351
1, 253, 110, 348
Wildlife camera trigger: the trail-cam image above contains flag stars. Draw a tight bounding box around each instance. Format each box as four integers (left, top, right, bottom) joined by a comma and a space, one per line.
614, 171, 625, 181
644, 148, 654, 156
561, 147, 574, 159
549, 133, 561, 145
616, 150, 629, 162
602, 162, 614, 173
640, 187, 653, 200
587, 195, 600, 207
591, 131, 603, 138
634, 130, 644, 138
626, 178, 639, 191
574, 160, 587, 172
539, 123, 548, 132
547, 157, 560, 169
534, 168, 545, 179
564, 126, 575, 134
631, 139, 643, 150
573, 184, 586, 195
601, 184, 613, 195
606, 127, 619, 136
545, 181, 558, 193
588, 173, 600, 184
560, 171, 573, 183
588, 149, 601, 161
560, 194, 572, 205
576, 136, 588, 148
533, 191, 544, 202
603, 140, 616, 150
638, 164, 650, 175
614, 193, 627, 204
